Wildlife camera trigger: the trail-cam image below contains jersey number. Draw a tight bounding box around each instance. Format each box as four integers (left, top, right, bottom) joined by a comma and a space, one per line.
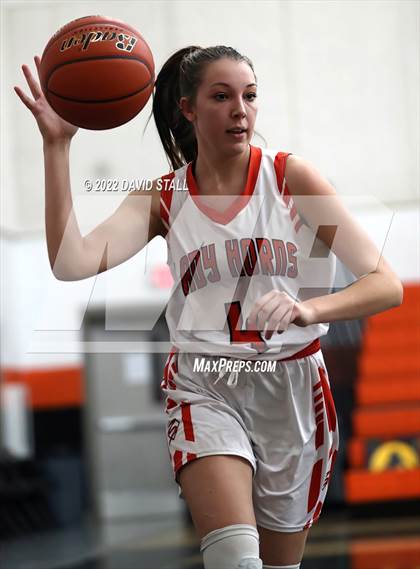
225, 301, 268, 353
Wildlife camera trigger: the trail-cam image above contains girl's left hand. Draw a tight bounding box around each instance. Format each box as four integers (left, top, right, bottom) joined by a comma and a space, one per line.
246, 290, 315, 340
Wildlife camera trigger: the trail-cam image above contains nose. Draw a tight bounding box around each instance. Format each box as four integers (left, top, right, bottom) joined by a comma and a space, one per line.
231, 96, 246, 118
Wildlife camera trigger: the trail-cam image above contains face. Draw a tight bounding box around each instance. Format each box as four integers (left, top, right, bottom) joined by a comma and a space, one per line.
180, 58, 258, 157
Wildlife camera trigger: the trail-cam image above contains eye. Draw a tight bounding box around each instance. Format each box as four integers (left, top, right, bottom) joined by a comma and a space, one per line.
214, 92, 228, 101
246, 92, 257, 101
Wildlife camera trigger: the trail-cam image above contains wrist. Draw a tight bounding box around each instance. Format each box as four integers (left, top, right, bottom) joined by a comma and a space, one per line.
43, 137, 72, 151
299, 298, 321, 326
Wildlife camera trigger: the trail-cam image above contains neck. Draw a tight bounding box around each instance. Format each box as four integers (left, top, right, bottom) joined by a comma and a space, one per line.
194, 144, 251, 194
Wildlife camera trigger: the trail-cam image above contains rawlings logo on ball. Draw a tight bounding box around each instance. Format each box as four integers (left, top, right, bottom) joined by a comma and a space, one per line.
60, 31, 137, 53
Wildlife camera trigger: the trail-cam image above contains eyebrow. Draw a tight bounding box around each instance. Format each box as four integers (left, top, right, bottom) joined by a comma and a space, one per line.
209, 82, 257, 88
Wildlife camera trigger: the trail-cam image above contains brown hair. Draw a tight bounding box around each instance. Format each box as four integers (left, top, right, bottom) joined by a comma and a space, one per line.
151, 45, 256, 171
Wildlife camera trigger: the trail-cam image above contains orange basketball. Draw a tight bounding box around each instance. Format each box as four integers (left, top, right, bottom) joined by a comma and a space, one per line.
39, 15, 155, 130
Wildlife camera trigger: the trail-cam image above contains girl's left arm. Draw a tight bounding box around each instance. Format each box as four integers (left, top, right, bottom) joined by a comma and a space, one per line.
285, 154, 403, 325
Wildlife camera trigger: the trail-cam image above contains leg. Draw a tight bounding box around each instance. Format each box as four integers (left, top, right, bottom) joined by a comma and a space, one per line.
258, 526, 309, 567
179, 455, 262, 568
162, 351, 262, 567
249, 353, 339, 567
178, 454, 256, 538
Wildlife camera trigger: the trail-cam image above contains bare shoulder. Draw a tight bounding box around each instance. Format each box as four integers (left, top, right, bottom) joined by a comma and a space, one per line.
285, 154, 337, 197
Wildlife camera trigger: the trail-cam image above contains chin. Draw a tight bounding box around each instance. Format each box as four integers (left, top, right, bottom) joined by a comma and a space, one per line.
224, 144, 248, 158
226, 137, 250, 149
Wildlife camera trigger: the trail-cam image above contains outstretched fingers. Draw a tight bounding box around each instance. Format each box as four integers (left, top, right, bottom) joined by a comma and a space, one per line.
22, 63, 43, 100
34, 55, 42, 78
14, 85, 36, 111
14, 60, 45, 113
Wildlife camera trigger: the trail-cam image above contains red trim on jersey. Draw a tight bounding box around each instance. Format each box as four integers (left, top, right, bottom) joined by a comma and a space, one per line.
274, 152, 305, 234
160, 172, 175, 236
162, 347, 178, 391
283, 184, 291, 206
181, 402, 195, 441
274, 152, 292, 196
186, 145, 262, 225
294, 218, 304, 233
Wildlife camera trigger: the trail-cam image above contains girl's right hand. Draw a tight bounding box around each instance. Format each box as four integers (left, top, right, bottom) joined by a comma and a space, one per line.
14, 55, 79, 144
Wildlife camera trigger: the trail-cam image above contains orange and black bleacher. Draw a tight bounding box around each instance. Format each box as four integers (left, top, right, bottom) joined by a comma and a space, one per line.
345, 283, 420, 503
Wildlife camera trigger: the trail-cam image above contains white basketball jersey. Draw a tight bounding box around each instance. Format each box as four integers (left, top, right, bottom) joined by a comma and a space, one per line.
160, 145, 336, 359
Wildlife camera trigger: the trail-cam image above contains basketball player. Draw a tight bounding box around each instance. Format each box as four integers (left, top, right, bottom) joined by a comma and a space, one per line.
15, 46, 402, 569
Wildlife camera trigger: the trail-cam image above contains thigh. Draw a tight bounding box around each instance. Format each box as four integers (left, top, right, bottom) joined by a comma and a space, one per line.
258, 526, 309, 566
178, 455, 256, 539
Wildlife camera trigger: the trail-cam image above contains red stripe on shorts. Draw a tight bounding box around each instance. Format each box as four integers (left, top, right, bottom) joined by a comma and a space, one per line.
313, 500, 323, 522
315, 421, 324, 450
313, 380, 322, 392
318, 367, 337, 432
173, 450, 183, 473
166, 398, 177, 411
307, 458, 323, 513
181, 402, 195, 441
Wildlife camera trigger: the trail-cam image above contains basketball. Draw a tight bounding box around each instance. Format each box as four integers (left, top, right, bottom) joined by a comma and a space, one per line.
39, 15, 155, 130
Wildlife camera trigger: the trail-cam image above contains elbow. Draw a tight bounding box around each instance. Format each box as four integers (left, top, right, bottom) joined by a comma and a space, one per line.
51, 261, 99, 282
49, 254, 84, 281
388, 278, 404, 308
51, 264, 82, 282
48, 255, 71, 281
52, 267, 75, 281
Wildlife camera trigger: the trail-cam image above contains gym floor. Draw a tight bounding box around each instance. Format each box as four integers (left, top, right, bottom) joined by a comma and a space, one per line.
2, 506, 420, 569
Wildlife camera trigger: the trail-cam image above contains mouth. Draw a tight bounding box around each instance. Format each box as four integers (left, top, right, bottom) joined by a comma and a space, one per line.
226, 127, 248, 139
226, 127, 247, 134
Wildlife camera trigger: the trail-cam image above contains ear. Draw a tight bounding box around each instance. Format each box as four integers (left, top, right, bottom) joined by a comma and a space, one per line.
179, 96, 196, 122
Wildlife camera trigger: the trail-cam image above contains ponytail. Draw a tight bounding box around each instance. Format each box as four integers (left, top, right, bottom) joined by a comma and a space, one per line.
152, 46, 199, 171
152, 45, 256, 171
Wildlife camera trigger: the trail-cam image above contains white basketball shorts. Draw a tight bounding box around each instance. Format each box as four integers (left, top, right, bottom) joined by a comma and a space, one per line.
160, 339, 339, 532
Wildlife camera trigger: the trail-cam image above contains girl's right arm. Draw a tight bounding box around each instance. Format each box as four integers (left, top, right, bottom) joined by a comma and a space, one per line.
15, 57, 164, 281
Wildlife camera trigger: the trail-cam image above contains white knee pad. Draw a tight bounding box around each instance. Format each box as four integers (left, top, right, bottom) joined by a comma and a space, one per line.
200, 523, 263, 569
263, 563, 300, 569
